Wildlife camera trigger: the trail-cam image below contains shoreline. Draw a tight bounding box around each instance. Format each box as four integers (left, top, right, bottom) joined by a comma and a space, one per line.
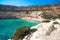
23, 18, 60, 40
22, 17, 45, 22
8, 18, 60, 40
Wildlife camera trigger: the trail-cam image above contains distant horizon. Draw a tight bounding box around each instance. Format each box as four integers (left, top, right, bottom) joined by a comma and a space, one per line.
0, 2, 60, 7
0, 0, 60, 6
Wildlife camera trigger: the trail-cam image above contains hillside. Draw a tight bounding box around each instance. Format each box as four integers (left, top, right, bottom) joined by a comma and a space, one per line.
0, 3, 60, 18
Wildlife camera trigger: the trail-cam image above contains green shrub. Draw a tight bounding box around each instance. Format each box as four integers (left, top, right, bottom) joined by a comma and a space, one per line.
11, 26, 30, 40
42, 20, 50, 23
53, 22, 59, 24
57, 14, 60, 18
41, 13, 57, 19
11, 26, 37, 40
31, 28, 37, 32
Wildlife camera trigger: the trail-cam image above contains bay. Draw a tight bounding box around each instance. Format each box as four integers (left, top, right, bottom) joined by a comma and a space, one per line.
0, 18, 38, 40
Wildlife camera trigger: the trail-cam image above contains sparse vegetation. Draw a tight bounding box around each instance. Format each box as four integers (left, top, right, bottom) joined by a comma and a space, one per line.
11, 26, 37, 40
31, 28, 37, 32
11, 26, 30, 40
53, 22, 59, 24
57, 14, 60, 18
46, 25, 57, 36
42, 20, 50, 23
36, 16, 38, 18
41, 13, 57, 19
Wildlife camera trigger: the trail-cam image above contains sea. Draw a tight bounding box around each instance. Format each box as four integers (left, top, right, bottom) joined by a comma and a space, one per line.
0, 18, 38, 40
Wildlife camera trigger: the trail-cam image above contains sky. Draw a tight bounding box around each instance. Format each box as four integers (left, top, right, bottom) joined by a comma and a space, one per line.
0, 0, 60, 6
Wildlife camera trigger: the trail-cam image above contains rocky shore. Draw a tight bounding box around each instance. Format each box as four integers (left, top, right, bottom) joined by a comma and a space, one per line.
23, 19, 60, 40
8, 17, 60, 40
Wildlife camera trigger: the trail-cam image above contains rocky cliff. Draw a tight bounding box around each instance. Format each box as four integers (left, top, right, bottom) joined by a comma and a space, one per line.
0, 3, 60, 18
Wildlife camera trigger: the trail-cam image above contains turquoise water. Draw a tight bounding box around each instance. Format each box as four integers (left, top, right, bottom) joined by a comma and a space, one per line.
0, 18, 38, 40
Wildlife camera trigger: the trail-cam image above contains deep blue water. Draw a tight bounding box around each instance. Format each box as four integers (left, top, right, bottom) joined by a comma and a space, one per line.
0, 18, 38, 40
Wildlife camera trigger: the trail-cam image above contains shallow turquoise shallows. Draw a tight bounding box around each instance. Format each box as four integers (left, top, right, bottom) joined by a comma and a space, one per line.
0, 18, 38, 40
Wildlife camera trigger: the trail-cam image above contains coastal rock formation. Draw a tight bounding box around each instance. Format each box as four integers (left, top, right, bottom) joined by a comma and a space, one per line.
9, 26, 37, 40
9, 19, 60, 40
23, 19, 60, 40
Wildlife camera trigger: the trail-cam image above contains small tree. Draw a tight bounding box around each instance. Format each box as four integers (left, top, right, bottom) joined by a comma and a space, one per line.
53, 22, 59, 24
42, 20, 50, 23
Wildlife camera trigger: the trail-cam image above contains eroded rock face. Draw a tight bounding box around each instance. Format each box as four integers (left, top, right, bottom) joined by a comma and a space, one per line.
0, 3, 60, 18
23, 21, 60, 40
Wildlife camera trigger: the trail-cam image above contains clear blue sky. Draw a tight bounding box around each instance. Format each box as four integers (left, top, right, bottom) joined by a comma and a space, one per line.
0, 0, 60, 6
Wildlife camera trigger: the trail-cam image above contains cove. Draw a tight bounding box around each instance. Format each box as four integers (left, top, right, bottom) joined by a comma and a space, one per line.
0, 18, 38, 40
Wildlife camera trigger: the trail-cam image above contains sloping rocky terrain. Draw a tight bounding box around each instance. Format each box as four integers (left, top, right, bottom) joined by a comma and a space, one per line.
0, 3, 60, 18
9, 19, 60, 40
23, 19, 60, 40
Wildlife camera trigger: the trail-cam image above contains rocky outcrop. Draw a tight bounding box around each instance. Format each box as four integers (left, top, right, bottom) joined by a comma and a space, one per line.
9, 26, 37, 40
8, 19, 60, 40
23, 19, 60, 40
